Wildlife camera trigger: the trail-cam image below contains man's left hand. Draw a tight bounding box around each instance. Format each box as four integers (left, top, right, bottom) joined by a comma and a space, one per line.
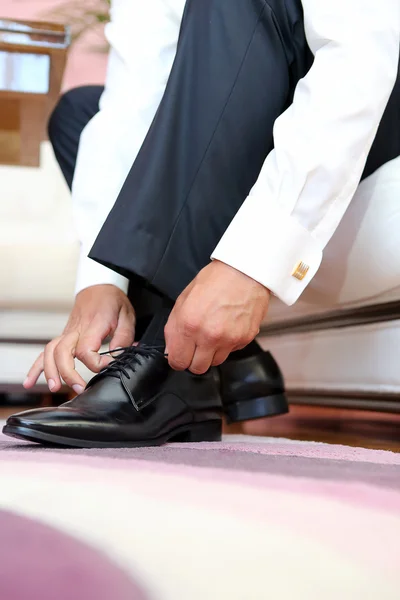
165, 260, 270, 374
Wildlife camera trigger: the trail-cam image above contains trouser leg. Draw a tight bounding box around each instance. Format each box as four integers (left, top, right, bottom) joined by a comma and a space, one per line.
90, 0, 312, 300
48, 85, 104, 189
47, 84, 160, 332
362, 59, 400, 180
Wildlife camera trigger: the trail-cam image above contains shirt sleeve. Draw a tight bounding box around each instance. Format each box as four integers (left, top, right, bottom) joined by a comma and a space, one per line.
212, 0, 400, 306
73, 0, 185, 295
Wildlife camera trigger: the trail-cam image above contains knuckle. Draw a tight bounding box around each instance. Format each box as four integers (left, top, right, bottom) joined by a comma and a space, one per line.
205, 328, 224, 343
75, 347, 87, 362
182, 318, 200, 336
228, 333, 242, 347
54, 339, 72, 361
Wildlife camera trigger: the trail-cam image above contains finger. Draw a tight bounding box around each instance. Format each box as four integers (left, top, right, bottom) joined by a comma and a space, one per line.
24, 352, 45, 389
165, 313, 196, 371
109, 309, 135, 351
211, 347, 231, 367
44, 337, 63, 392
189, 346, 216, 375
54, 332, 87, 393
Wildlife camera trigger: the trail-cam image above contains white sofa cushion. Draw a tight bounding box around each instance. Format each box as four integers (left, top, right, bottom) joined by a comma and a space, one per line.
268, 156, 400, 325
0, 142, 78, 310
0, 342, 93, 386
262, 319, 400, 395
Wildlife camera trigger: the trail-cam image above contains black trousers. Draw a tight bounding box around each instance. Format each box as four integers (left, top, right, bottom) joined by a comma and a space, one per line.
50, 0, 400, 303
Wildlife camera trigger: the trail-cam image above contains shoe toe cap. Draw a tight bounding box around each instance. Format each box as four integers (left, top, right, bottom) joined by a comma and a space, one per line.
5, 407, 76, 431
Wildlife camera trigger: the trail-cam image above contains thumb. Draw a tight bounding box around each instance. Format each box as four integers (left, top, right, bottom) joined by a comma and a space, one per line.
109, 310, 135, 351
76, 317, 114, 373
76, 332, 112, 373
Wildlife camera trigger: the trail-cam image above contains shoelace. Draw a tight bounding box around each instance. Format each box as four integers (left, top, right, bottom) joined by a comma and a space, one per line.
99, 345, 166, 380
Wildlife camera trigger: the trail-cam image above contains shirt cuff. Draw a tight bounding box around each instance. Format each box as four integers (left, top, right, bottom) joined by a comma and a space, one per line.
75, 247, 130, 296
211, 197, 323, 306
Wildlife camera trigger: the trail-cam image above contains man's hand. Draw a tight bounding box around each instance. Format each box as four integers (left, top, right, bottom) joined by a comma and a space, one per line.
24, 285, 136, 394
165, 261, 270, 374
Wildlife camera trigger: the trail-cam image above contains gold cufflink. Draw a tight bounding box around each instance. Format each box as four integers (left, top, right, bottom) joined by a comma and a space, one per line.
292, 261, 309, 281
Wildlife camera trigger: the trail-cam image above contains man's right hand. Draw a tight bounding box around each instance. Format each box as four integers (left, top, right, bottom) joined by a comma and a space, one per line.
24, 285, 136, 395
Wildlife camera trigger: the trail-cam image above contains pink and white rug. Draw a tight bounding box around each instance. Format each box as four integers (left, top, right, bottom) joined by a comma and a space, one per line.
1, 426, 399, 599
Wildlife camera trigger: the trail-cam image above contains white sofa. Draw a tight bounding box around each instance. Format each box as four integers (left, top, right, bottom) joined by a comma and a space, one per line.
1, 143, 400, 410
261, 155, 400, 411
0, 142, 81, 390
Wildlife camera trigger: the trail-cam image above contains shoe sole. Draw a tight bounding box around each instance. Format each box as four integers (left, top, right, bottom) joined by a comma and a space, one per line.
224, 393, 289, 424
2, 420, 222, 449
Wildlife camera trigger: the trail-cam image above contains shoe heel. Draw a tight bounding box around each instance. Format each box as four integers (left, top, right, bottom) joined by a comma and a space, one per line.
173, 420, 222, 443
225, 393, 289, 424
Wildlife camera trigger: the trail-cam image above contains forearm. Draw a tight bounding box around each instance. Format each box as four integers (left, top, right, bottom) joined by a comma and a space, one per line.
213, 0, 399, 305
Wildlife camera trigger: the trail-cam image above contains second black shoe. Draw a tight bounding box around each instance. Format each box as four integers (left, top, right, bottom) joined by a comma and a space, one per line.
219, 351, 289, 423
2, 346, 222, 448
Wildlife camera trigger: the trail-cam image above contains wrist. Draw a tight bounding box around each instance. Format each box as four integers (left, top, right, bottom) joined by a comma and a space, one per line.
75, 250, 130, 296
213, 259, 271, 297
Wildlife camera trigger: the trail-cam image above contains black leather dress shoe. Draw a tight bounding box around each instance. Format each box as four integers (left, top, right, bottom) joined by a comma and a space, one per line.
219, 351, 289, 423
2, 346, 222, 448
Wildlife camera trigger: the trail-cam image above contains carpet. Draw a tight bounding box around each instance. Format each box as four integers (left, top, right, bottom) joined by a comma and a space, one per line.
0, 425, 399, 600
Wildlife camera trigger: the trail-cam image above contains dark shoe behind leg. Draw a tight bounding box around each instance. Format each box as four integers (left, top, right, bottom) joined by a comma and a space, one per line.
220, 351, 289, 424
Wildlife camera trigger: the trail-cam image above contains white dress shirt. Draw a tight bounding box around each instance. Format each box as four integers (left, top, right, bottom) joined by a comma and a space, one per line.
73, 0, 400, 306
